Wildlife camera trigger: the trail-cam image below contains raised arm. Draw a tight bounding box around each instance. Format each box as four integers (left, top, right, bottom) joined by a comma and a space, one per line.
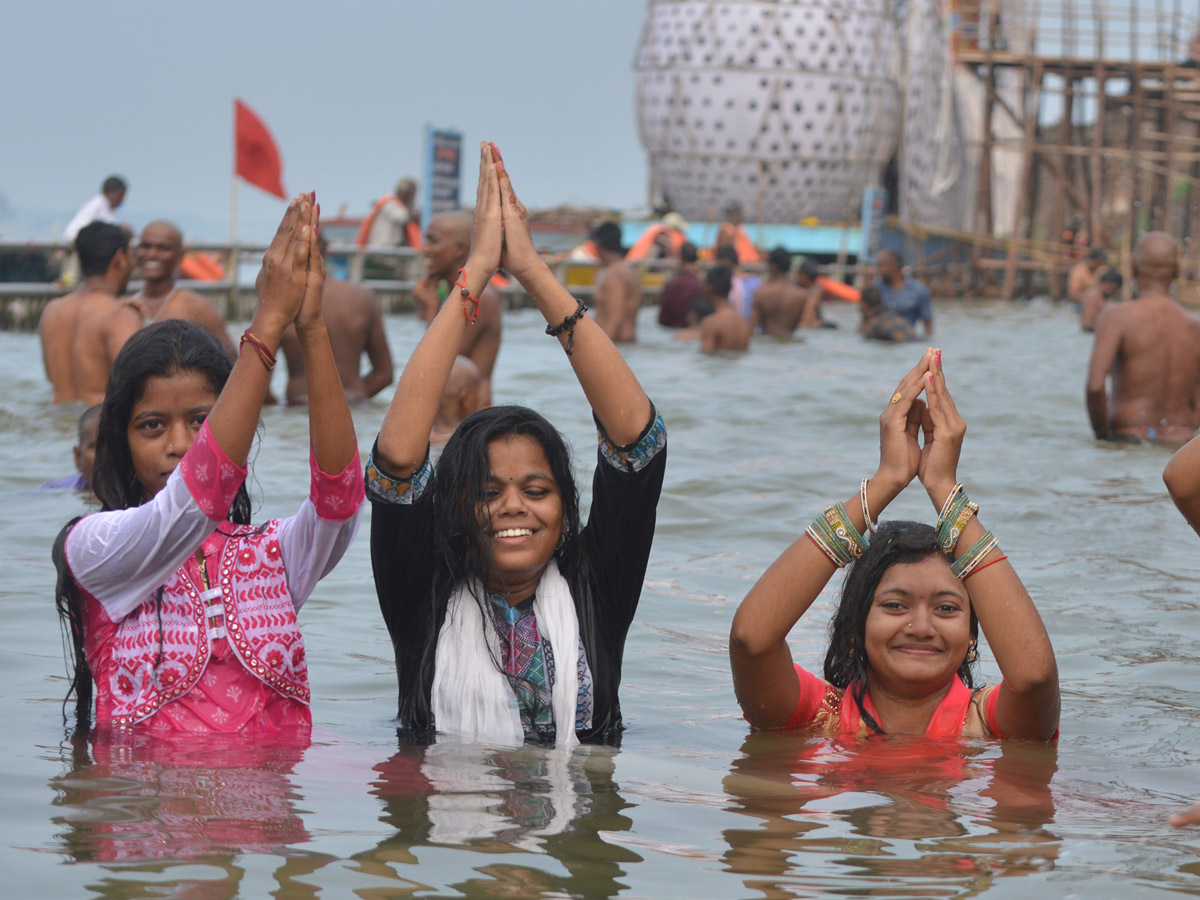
293, 204, 358, 474
729, 351, 934, 729
205, 194, 314, 466
919, 356, 1059, 741
494, 145, 650, 445
375, 144, 502, 476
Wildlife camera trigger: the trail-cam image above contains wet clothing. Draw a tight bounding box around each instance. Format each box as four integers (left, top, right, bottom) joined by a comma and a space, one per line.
877, 276, 933, 328
41, 472, 88, 490
62, 422, 363, 732
659, 269, 705, 327
778, 664, 1004, 739
864, 310, 916, 342
368, 408, 667, 745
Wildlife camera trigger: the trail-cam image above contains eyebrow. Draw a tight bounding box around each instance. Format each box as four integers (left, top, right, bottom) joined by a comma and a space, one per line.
132, 405, 212, 422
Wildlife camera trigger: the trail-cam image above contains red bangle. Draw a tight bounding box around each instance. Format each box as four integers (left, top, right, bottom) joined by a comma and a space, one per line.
455, 268, 480, 324
240, 329, 277, 371
962, 554, 1008, 579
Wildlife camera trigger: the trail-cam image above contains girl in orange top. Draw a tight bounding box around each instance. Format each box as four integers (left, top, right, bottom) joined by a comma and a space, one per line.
730, 350, 1059, 741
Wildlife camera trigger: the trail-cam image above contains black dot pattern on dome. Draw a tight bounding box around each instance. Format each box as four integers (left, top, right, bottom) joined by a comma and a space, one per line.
635, 0, 902, 223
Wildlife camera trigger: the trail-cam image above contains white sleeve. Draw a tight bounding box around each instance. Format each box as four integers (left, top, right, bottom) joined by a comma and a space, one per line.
275, 500, 363, 610
65, 469, 221, 622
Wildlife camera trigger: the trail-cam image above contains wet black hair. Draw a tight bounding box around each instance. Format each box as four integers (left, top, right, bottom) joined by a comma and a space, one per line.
1087, 248, 1109, 262
55, 320, 251, 735
680, 241, 698, 264
430, 405, 581, 602
1099, 268, 1123, 287
799, 259, 820, 280
768, 246, 792, 273
75, 221, 129, 277
824, 520, 979, 735
91, 319, 251, 522
592, 221, 625, 255
706, 264, 733, 299
715, 245, 739, 266
101, 175, 127, 195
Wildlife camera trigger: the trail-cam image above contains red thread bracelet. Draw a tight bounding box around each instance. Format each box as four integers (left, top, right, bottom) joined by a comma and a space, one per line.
963, 554, 1008, 579
455, 268, 480, 324
240, 329, 277, 371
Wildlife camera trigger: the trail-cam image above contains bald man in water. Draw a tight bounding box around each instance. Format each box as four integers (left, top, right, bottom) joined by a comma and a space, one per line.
39, 222, 140, 404
130, 220, 237, 358
1086, 232, 1200, 443
412, 210, 502, 406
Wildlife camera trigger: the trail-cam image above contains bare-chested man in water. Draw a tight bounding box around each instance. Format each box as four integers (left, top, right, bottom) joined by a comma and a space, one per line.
413, 210, 502, 406
279, 235, 394, 405
1068, 248, 1108, 304
1086, 232, 1200, 444
699, 264, 751, 354
131, 220, 237, 357
39, 222, 140, 405
750, 247, 808, 336
591, 222, 641, 343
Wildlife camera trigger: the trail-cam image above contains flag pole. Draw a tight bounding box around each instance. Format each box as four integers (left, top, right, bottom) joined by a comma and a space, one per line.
229, 101, 239, 318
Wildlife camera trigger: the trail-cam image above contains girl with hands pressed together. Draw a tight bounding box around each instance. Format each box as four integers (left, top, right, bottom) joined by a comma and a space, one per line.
54, 195, 364, 736
367, 143, 666, 747
730, 350, 1059, 741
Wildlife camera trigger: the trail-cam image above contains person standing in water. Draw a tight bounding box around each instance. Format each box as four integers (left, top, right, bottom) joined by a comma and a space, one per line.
366, 143, 666, 746
730, 350, 1059, 740
1086, 232, 1200, 444
52, 194, 363, 736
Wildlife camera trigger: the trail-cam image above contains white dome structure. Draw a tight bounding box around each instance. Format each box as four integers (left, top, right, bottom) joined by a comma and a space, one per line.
635, 0, 903, 225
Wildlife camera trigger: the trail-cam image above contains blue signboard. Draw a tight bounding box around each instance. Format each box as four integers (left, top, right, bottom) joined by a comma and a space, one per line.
860, 187, 888, 261
423, 128, 462, 220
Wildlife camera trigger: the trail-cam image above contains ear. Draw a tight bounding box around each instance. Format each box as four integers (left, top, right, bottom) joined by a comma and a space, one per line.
73, 444, 84, 472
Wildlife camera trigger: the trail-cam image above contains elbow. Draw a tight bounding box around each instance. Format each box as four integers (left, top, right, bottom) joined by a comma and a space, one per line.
729, 616, 774, 662
1164, 452, 1191, 502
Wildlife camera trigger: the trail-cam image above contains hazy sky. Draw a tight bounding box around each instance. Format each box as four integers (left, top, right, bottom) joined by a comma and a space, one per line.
1, 0, 652, 241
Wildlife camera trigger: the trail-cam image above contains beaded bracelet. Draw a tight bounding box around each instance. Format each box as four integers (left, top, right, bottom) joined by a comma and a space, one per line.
950, 530, 999, 580
455, 268, 480, 324
805, 501, 869, 568
859, 478, 879, 534
240, 329, 276, 371
937, 490, 979, 553
546, 298, 588, 356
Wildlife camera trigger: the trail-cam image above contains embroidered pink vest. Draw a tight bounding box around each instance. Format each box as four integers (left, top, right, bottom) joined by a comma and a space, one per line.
106, 521, 308, 726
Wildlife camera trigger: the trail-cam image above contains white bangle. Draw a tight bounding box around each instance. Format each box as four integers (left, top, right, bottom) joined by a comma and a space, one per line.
860, 478, 879, 534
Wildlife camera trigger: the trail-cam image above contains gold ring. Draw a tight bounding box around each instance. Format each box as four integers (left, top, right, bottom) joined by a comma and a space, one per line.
890, 391, 903, 404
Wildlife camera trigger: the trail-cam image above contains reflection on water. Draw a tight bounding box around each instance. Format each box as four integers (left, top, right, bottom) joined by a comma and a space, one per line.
360, 741, 639, 899
49, 730, 326, 898
8, 300, 1200, 896
722, 731, 1059, 896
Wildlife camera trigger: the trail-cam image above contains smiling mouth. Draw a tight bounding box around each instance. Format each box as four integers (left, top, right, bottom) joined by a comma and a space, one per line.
494, 528, 534, 538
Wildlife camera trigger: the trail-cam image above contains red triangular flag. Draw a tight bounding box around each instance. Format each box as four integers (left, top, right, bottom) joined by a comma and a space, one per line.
234, 99, 286, 199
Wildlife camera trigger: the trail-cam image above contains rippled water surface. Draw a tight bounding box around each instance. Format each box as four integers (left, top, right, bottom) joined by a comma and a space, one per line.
5, 299, 1200, 898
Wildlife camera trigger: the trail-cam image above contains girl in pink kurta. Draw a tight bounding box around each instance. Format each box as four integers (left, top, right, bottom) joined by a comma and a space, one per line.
54, 194, 364, 736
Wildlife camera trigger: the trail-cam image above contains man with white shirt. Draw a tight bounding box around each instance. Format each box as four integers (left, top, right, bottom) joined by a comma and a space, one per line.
64, 176, 127, 240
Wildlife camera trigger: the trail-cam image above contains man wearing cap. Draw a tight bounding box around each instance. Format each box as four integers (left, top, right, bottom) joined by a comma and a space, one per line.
592, 221, 642, 343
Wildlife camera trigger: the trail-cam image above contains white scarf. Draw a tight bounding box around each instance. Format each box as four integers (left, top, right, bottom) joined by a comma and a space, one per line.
431, 560, 580, 749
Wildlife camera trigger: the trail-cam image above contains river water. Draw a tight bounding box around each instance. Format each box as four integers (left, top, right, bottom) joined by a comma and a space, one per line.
5, 298, 1200, 898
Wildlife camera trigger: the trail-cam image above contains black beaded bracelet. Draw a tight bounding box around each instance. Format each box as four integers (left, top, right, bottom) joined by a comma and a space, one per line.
545, 298, 588, 356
